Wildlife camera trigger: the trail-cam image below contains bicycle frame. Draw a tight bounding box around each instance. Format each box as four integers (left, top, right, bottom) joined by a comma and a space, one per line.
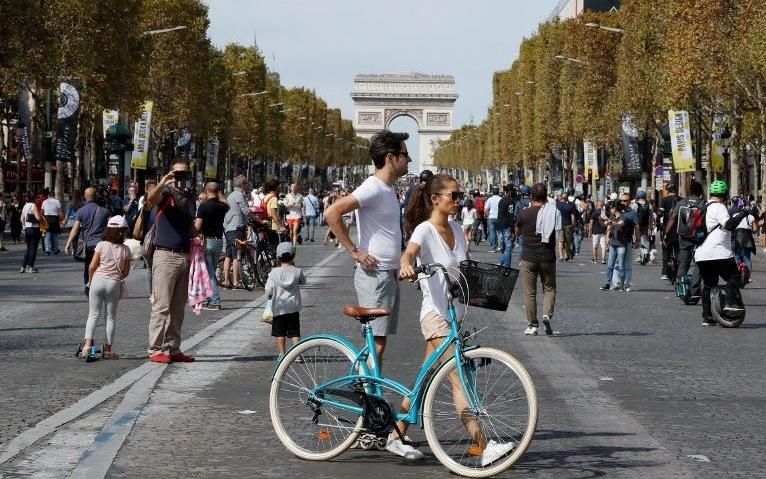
276, 273, 483, 429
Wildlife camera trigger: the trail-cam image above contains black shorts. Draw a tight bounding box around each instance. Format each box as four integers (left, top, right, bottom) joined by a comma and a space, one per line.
225, 227, 246, 259
271, 312, 300, 338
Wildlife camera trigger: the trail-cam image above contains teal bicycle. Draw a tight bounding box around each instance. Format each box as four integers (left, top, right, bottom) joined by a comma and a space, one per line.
269, 263, 537, 477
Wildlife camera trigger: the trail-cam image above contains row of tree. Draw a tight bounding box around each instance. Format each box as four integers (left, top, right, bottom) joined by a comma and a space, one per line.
434, 0, 766, 199
0, 0, 368, 195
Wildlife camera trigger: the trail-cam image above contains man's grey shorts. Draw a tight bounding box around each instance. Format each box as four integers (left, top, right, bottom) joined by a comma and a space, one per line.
354, 267, 400, 336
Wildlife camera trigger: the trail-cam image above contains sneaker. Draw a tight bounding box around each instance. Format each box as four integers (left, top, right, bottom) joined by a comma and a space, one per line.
29, 267, 38, 273
19, 267, 25, 273
488, 249, 496, 253
661, 275, 669, 280
601, 260, 606, 264
149, 352, 172, 364
24, 266, 34, 273
481, 440, 515, 467
624, 287, 631, 292
591, 258, 597, 263
600, 284, 610, 291
611, 285, 623, 291
202, 303, 221, 311
170, 352, 196, 363
701, 319, 717, 326
723, 303, 745, 313
386, 438, 424, 460
524, 326, 538, 336
542, 315, 553, 336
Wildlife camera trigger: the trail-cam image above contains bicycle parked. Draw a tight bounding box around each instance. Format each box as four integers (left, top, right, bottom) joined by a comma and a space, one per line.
269, 262, 537, 478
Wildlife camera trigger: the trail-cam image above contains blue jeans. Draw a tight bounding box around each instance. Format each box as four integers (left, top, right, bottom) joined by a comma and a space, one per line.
304, 215, 317, 241
205, 237, 224, 305
624, 246, 634, 286
488, 218, 500, 250
23, 227, 41, 267
44, 230, 59, 253
573, 229, 582, 255
735, 249, 752, 272
499, 227, 514, 267
605, 244, 626, 287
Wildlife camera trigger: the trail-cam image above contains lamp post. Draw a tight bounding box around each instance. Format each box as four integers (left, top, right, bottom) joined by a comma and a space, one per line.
104, 123, 133, 196
720, 125, 733, 191
584, 22, 624, 34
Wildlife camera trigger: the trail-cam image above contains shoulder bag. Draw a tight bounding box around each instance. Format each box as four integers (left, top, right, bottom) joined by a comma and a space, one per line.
141, 196, 173, 264
75, 207, 99, 262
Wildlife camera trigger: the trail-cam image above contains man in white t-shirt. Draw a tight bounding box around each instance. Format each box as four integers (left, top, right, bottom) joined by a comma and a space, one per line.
325, 130, 410, 365
484, 187, 502, 252
694, 180, 750, 325
302, 188, 320, 242
41, 189, 63, 254
284, 183, 304, 246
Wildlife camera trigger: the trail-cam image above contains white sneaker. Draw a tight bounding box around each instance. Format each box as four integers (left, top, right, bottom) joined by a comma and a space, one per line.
386, 438, 424, 460
524, 326, 538, 336
624, 286, 631, 292
481, 440, 515, 466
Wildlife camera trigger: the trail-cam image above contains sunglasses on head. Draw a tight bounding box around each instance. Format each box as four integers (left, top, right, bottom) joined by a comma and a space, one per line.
437, 191, 464, 201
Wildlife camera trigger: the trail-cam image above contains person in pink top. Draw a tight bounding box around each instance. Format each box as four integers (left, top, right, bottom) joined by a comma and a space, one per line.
79, 215, 131, 361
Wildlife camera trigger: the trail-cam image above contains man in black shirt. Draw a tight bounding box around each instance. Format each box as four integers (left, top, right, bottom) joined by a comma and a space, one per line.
497, 186, 516, 267
194, 182, 229, 311
659, 184, 681, 279
144, 160, 197, 364
555, 191, 576, 261
516, 183, 559, 336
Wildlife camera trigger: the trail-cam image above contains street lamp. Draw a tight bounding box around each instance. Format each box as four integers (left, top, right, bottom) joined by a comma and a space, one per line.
142, 25, 188, 36
237, 90, 268, 98
268, 102, 284, 108
232, 71, 248, 76
554, 54, 587, 65
585, 22, 624, 34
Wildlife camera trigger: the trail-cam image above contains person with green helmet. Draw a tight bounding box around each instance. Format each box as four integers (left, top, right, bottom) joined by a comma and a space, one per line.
694, 180, 751, 325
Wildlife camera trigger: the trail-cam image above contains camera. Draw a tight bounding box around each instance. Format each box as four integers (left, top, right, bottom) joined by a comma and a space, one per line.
172, 170, 191, 182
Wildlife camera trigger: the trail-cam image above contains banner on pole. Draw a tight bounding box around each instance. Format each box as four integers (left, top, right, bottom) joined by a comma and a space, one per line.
621, 115, 643, 175
205, 136, 219, 178
524, 168, 534, 186
668, 110, 695, 173
102, 110, 119, 138
18, 81, 36, 161
710, 115, 726, 173
583, 141, 599, 180
54, 80, 82, 164
130, 101, 153, 170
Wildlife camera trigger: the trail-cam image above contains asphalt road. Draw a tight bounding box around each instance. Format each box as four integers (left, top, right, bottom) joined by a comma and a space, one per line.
1, 232, 764, 478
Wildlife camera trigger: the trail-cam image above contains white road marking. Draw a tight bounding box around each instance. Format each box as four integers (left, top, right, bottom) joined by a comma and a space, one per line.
686, 454, 711, 463
238, 410, 257, 415
598, 376, 614, 381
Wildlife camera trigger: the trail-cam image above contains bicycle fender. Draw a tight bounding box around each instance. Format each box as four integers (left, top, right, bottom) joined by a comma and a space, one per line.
270, 334, 365, 381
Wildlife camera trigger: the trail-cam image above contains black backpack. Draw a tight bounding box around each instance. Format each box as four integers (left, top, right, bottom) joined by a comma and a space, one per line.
637, 202, 651, 229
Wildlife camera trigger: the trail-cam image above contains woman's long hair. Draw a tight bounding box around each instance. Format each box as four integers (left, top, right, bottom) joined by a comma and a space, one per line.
404, 174, 456, 236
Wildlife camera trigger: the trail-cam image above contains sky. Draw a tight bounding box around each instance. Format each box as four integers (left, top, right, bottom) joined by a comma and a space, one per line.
206, 0, 558, 169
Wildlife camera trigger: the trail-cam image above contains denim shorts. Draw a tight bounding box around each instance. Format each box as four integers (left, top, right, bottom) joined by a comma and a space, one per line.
353, 267, 400, 336
225, 228, 246, 259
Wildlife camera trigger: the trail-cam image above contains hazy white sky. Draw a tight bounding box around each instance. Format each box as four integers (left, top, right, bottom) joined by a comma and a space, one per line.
206, 0, 557, 168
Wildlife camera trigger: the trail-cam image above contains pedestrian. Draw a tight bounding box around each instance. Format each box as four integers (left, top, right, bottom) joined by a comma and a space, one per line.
695, 180, 749, 325
265, 242, 306, 357
222, 175, 250, 289
472, 190, 486, 244
20, 192, 43, 273
262, 177, 286, 240
484, 187, 502, 252
589, 200, 607, 263
64, 187, 109, 294
618, 192, 640, 291
143, 160, 197, 363
41, 189, 63, 255
659, 184, 681, 279
635, 191, 652, 264
497, 186, 517, 267
79, 215, 131, 361
555, 190, 576, 261
601, 201, 630, 291
322, 186, 341, 245
0, 194, 7, 251
284, 183, 304, 246
302, 187, 320, 242
123, 185, 140, 237
461, 199, 476, 245
516, 183, 559, 336
325, 129, 410, 366
9, 195, 22, 244
194, 182, 229, 310
664, 181, 704, 285
730, 196, 756, 281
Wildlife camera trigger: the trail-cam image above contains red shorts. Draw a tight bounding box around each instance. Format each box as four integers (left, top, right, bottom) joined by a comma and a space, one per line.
287, 218, 302, 226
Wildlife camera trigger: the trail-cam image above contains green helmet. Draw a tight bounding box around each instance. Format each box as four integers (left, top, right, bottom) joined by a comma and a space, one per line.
709, 180, 729, 196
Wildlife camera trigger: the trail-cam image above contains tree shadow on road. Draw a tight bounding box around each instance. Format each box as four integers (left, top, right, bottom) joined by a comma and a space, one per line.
554, 331, 651, 338
516, 445, 667, 477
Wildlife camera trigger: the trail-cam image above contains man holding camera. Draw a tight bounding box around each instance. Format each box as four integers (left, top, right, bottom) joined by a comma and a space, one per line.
144, 161, 197, 363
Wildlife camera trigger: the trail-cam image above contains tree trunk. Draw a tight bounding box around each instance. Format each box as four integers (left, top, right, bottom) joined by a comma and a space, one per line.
758, 78, 766, 211
730, 113, 742, 198
0, 119, 5, 195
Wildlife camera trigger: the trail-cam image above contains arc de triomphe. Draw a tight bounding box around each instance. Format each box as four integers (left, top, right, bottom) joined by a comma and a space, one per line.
351, 73, 458, 173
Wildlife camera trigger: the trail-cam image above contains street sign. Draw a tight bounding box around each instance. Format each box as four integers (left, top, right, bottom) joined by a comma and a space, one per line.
575, 174, 584, 184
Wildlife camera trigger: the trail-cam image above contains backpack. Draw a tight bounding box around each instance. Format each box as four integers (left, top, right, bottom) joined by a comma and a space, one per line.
637, 202, 651, 229
678, 200, 718, 245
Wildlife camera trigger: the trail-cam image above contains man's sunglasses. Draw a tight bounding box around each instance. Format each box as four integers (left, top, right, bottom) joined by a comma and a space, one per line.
437, 191, 464, 201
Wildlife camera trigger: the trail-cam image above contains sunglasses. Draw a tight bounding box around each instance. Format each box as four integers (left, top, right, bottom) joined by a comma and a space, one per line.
437, 191, 464, 201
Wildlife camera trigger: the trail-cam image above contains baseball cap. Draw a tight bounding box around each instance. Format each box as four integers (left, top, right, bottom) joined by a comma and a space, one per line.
107, 215, 128, 228
276, 241, 296, 259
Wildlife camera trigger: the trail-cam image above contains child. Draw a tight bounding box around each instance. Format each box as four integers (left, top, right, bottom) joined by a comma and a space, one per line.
80, 215, 131, 360
265, 242, 306, 357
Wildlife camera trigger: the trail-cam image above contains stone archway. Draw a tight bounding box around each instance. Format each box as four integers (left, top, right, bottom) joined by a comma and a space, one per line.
351, 73, 458, 172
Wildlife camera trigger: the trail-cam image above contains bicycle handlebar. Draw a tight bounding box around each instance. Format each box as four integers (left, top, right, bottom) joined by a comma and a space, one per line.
413, 263, 447, 278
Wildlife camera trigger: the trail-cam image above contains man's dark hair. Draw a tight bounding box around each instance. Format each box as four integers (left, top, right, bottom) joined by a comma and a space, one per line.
531, 183, 547, 202
419, 170, 433, 183
369, 130, 409, 169
171, 160, 189, 170
689, 180, 704, 197
264, 177, 280, 194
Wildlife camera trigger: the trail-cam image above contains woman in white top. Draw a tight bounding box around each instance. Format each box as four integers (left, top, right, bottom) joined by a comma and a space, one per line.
461, 199, 477, 246
20, 193, 43, 273
386, 174, 512, 464
283, 183, 304, 246
80, 215, 132, 361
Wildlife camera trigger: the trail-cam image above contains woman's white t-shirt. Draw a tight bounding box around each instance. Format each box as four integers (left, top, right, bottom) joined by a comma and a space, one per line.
21, 203, 39, 229
461, 207, 476, 226
409, 221, 469, 323
694, 201, 733, 262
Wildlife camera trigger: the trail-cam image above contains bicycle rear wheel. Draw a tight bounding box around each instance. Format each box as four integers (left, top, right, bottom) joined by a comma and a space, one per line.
270, 338, 364, 461
422, 347, 537, 478
255, 248, 274, 287
240, 252, 256, 291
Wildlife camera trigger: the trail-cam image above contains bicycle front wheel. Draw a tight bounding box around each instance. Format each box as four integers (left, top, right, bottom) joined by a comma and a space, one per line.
422, 347, 537, 478
270, 338, 364, 461
240, 253, 256, 291
255, 248, 273, 287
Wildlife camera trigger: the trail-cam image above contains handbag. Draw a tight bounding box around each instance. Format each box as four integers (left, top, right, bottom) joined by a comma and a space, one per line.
141, 196, 173, 264
261, 298, 274, 324
75, 206, 99, 262
133, 205, 150, 241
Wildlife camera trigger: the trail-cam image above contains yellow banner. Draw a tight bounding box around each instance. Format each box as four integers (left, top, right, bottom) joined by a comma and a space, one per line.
524, 168, 534, 185
710, 117, 726, 173
205, 137, 219, 178
668, 110, 695, 173
131, 101, 153, 170
583, 141, 599, 180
